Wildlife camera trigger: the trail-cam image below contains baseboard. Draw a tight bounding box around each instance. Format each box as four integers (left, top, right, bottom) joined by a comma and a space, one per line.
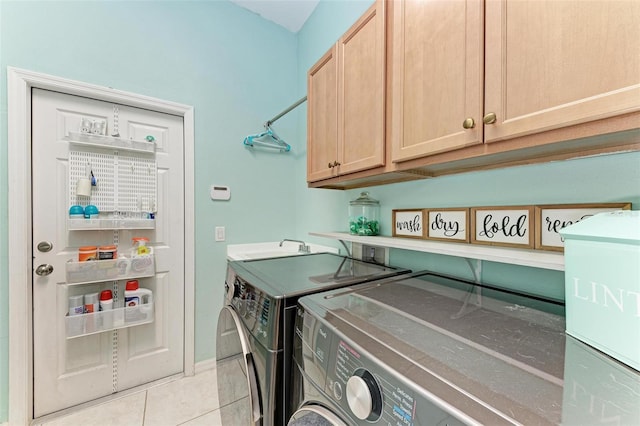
194, 357, 216, 374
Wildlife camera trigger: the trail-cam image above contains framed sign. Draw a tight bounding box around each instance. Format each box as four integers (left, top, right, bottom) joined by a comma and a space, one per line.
392, 209, 424, 238
424, 208, 469, 242
471, 206, 534, 248
534, 203, 631, 251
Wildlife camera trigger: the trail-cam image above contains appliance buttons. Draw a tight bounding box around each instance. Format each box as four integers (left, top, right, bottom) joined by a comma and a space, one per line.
333, 381, 343, 400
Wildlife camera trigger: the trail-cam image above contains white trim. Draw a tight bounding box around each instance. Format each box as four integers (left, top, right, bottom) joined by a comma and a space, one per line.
7, 67, 196, 425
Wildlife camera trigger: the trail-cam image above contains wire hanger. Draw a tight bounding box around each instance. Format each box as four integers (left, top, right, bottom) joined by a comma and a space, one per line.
243, 96, 306, 153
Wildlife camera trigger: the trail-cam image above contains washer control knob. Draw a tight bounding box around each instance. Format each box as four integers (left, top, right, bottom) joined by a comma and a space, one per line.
346, 369, 382, 421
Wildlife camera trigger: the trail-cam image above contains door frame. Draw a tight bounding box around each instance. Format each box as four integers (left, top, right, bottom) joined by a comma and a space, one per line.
7, 67, 196, 424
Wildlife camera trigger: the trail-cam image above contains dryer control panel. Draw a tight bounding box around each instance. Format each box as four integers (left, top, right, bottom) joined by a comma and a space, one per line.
294, 304, 467, 426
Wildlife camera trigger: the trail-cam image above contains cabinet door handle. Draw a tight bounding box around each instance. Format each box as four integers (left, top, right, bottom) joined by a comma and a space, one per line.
483, 112, 497, 125
328, 162, 334, 168
333, 161, 341, 167
462, 118, 475, 129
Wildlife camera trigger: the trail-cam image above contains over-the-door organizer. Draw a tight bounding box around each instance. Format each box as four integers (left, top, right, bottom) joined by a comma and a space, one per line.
65, 130, 157, 339
67, 132, 157, 230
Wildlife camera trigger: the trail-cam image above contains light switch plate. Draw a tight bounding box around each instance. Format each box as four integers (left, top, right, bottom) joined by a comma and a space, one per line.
215, 226, 225, 242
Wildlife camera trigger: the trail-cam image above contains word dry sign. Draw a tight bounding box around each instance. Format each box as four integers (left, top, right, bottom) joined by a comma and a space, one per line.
425, 208, 469, 242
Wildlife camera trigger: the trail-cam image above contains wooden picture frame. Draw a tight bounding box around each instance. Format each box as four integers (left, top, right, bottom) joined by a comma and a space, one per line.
534, 203, 631, 251
424, 208, 469, 243
392, 209, 424, 238
471, 206, 534, 248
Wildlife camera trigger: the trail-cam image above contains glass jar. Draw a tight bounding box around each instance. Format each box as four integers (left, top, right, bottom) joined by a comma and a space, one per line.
349, 192, 380, 236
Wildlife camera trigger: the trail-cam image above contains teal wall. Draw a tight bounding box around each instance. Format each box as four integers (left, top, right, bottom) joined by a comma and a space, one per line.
1, 0, 639, 422
0, 0, 301, 421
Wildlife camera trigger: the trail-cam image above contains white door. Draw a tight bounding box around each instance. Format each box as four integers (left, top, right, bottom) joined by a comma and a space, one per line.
32, 88, 185, 417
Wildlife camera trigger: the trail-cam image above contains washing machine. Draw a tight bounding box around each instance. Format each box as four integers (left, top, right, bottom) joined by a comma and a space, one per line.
290, 271, 640, 425
215, 253, 410, 426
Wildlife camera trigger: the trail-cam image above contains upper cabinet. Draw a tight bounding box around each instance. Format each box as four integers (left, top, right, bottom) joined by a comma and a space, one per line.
307, 0, 386, 183
483, 0, 640, 143
389, 0, 484, 162
308, 46, 339, 182
308, 0, 640, 189
390, 0, 640, 165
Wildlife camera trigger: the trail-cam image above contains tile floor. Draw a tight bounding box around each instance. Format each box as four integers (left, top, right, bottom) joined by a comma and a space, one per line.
33, 367, 235, 426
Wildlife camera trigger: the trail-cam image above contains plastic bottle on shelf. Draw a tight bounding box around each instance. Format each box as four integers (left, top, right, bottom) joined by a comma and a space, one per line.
84, 292, 99, 333
131, 237, 151, 257
124, 280, 153, 322
68, 295, 84, 316
99, 290, 114, 329
67, 295, 85, 337
99, 290, 113, 311
84, 292, 99, 314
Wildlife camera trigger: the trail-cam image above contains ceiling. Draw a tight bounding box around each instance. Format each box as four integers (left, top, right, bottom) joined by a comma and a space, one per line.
229, 0, 320, 33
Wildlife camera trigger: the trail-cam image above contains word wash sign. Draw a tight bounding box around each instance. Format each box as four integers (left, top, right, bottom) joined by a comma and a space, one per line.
424, 209, 469, 242
392, 210, 424, 238
471, 206, 534, 248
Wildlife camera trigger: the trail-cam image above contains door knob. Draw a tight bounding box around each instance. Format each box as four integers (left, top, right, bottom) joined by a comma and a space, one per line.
35, 264, 54, 276
483, 112, 497, 124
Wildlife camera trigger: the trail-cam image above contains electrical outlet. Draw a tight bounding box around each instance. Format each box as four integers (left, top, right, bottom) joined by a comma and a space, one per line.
215, 226, 225, 242
364, 245, 386, 264
353, 243, 387, 265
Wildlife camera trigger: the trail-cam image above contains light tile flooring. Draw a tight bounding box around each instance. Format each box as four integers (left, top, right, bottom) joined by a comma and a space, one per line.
34, 367, 234, 426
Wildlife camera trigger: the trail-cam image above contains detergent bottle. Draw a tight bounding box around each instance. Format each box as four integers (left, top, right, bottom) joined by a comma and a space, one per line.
124, 280, 153, 321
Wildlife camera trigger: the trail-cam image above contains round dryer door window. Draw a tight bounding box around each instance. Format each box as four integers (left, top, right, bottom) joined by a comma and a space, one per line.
289, 405, 348, 426
216, 306, 261, 425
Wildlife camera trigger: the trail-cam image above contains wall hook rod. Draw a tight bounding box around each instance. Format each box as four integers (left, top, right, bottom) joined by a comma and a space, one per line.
265, 96, 307, 127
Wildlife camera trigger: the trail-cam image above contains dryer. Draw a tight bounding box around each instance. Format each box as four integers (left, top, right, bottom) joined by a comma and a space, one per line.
290, 271, 640, 425
216, 253, 410, 425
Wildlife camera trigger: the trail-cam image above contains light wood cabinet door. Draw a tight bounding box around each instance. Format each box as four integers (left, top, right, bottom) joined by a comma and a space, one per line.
307, 0, 385, 183
484, 0, 640, 143
337, 0, 386, 175
389, 0, 484, 163
307, 46, 338, 182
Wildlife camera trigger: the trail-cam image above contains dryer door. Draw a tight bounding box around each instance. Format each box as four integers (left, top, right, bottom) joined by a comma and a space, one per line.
289, 405, 348, 426
216, 306, 262, 425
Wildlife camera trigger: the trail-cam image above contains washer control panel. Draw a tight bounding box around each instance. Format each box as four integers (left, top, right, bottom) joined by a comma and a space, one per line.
330, 338, 415, 425
295, 304, 467, 426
